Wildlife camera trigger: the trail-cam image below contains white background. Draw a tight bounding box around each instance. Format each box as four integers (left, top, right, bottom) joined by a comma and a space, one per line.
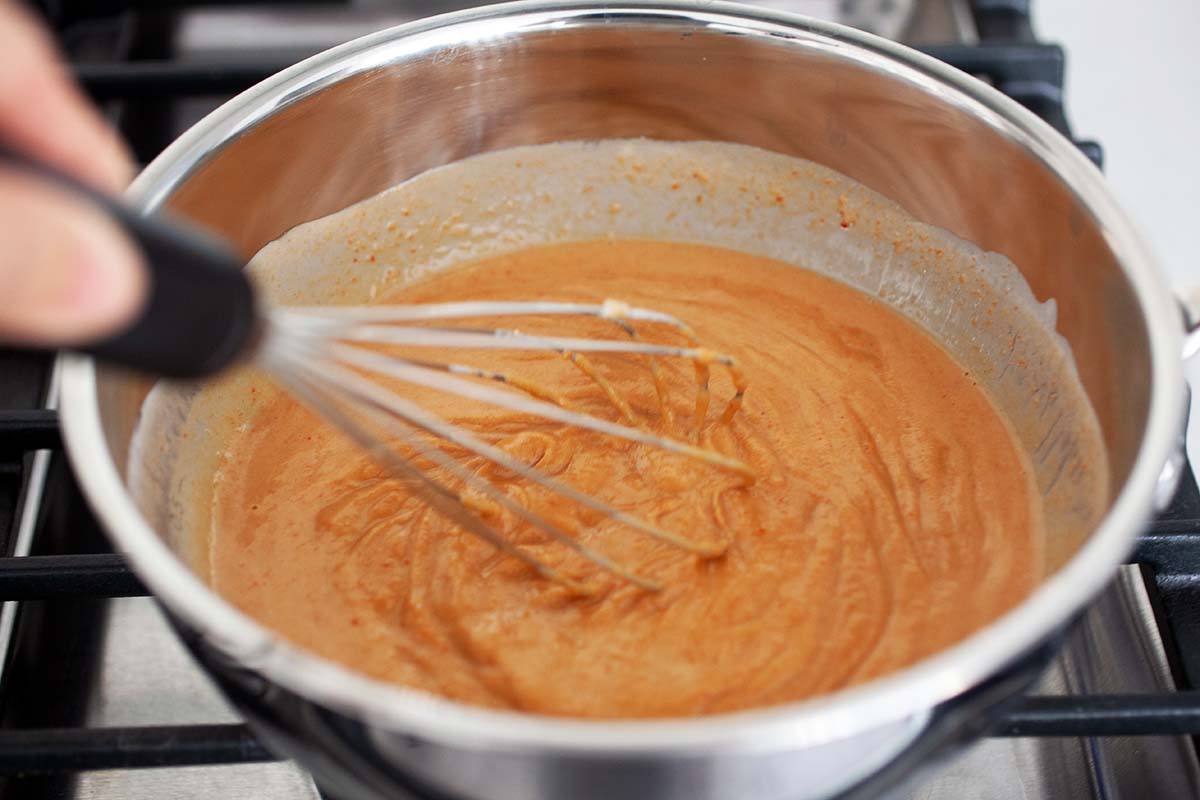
1033, 0, 1200, 468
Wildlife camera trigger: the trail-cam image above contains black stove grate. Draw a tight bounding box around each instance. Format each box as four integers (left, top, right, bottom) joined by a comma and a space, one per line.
0, 0, 1194, 786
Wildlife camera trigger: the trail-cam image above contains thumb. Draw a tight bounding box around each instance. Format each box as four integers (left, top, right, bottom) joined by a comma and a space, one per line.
0, 170, 145, 346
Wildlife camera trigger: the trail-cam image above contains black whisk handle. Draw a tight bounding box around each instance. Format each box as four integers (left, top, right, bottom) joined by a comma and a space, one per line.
0, 145, 258, 378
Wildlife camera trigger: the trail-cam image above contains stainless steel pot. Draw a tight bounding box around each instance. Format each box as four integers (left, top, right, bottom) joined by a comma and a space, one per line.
57, 2, 1189, 798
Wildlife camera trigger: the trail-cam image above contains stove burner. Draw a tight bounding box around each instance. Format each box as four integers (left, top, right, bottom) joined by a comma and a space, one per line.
0, 2, 1195, 798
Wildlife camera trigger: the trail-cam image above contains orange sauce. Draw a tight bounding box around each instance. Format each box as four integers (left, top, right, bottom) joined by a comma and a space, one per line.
210, 239, 1043, 718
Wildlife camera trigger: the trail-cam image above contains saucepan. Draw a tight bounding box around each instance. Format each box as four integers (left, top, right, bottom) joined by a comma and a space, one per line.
55, 2, 1193, 798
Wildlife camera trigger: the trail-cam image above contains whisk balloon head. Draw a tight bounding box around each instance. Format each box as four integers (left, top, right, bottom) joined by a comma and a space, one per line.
259, 300, 753, 594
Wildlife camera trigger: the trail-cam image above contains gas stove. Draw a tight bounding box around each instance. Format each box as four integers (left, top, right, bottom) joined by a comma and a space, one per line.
2, 2, 1199, 799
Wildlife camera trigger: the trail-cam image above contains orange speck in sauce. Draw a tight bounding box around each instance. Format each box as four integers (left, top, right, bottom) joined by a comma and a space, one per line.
837, 194, 856, 229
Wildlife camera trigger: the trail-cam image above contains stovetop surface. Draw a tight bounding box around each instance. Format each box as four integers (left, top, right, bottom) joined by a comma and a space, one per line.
2, 2, 1199, 799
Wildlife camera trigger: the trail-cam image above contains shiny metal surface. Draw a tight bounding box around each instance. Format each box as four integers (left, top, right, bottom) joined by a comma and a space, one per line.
908, 567, 1200, 799
51, 573, 1200, 800
1155, 384, 1191, 512
0, 364, 57, 684
1183, 286, 1200, 361
73, 599, 319, 800
57, 3, 1186, 799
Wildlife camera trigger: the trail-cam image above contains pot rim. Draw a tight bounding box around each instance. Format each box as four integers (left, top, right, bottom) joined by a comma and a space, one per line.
58, 0, 1185, 754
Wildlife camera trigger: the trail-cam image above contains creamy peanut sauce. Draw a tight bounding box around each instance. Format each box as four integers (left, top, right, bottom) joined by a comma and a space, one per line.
210, 238, 1043, 718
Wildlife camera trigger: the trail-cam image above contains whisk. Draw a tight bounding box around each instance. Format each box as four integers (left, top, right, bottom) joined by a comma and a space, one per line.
7, 148, 753, 594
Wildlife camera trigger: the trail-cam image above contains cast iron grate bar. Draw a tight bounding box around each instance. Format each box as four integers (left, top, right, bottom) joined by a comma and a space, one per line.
0, 410, 60, 453
4, 693, 1200, 774
77, 62, 282, 100
921, 43, 1063, 85
0, 724, 270, 773
996, 693, 1200, 737
0, 554, 146, 599
971, 0, 1035, 42
1136, 530, 1200, 690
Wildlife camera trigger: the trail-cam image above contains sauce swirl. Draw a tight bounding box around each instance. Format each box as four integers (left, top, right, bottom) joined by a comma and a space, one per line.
210, 239, 1043, 718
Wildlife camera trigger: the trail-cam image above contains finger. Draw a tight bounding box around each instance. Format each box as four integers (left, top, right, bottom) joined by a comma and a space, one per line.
0, 3, 133, 192
0, 170, 145, 344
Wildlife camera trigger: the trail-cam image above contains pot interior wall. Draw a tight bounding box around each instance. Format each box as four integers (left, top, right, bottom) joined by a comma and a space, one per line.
99, 16, 1149, 564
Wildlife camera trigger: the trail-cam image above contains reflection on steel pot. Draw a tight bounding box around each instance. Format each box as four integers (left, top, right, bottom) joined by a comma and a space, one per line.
57, 2, 1186, 798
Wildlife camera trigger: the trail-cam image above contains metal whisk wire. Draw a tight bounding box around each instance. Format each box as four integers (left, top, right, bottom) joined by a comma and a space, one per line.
260, 300, 753, 594
0, 146, 752, 592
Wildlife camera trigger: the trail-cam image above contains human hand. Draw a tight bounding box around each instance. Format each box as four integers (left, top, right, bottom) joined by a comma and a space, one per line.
0, 1, 144, 346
